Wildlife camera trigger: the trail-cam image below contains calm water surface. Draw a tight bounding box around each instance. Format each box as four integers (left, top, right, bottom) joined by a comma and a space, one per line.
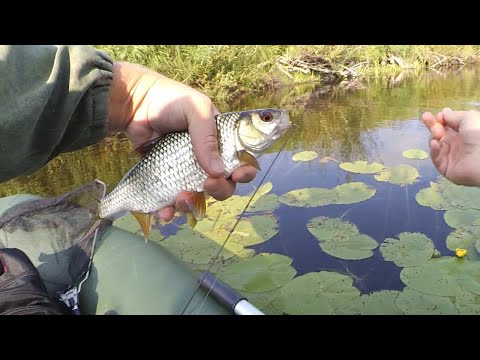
2, 67, 480, 297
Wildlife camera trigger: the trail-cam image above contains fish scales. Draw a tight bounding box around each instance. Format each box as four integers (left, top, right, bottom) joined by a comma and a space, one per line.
99, 112, 242, 218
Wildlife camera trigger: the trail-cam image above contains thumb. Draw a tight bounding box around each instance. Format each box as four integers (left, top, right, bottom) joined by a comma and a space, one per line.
187, 99, 225, 177
442, 108, 467, 131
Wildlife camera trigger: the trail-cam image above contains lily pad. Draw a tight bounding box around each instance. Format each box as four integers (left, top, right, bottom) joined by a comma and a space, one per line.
374, 165, 419, 186
339, 160, 384, 174
247, 194, 281, 213
455, 288, 480, 315
223, 215, 279, 247
395, 287, 458, 315
216, 253, 296, 293
206, 182, 273, 220
400, 257, 480, 296
333, 182, 377, 205
279, 182, 375, 208
279, 188, 338, 208
415, 187, 452, 210
380, 232, 434, 267
262, 303, 284, 315
272, 271, 360, 315
416, 178, 480, 211
241, 288, 281, 309
402, 149, 428, 160
446, 226, 480, 260
444, 209, 480, 229
292, 151, 318, 162
307, 217, 378, 260
335, 290, 404, 315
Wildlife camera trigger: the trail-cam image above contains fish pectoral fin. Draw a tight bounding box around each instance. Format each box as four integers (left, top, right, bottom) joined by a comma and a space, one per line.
237, 150, 261, 170
130, 137, 162, 159
184, 192, 207, 228
131, 211, 152, 242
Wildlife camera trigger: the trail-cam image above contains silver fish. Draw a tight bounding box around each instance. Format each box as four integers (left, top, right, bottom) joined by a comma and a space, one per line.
99, 108, 291, 239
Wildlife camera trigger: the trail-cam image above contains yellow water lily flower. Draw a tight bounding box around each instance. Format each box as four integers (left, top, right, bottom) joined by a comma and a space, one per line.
455, 248, 468, 258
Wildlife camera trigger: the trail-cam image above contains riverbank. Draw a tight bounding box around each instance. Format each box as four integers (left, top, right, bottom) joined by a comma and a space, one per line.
96, 45, 480, 103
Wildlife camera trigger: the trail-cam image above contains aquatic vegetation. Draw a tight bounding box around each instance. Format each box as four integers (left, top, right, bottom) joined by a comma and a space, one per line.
402, 149, 428, 160
444, 209, 480, 229
416, 178, 480, 211
399, 257, 480, 297
445, 227, 480, 261
291, 151, 318, 162
272, 271, 361, 315
335, 290, 404, 315
307, 217, 378, 260
395, 287, 458, 315
279, 182, 376, 208
374, 165, 419, 186
217, 253, 296, 293
339, 160, 384, 174
455, 288, 480, 314
216, 253, 296, 310
380, 232, 435, 267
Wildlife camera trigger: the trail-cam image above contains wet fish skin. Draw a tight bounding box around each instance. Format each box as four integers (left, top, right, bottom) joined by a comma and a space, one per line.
98, 108, 291, 223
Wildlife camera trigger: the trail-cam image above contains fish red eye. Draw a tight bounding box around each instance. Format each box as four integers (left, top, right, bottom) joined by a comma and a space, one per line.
261, 112, 273, 122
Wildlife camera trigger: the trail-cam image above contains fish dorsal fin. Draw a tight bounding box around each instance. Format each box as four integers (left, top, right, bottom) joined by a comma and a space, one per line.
130, 137, 162, 159
237, 150, 261, 170
131, 211, 152, 242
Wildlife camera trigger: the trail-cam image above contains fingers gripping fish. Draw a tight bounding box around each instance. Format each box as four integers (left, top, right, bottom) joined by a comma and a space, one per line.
98, 109, 292, 241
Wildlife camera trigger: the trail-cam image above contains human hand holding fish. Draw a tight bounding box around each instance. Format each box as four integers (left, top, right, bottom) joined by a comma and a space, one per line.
102, 61, 291, 240
107, 61, 259, 223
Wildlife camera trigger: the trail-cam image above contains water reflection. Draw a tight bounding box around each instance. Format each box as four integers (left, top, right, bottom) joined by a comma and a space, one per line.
2, 66, 480, 298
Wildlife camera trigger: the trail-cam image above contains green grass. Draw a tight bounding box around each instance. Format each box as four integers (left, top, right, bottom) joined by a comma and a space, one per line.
95, 45, 480, 103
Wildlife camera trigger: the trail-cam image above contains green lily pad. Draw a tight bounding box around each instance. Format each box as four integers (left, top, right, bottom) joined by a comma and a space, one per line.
455, 288, 480, 315
395, 287, 458, 315
206, 182, 273, 220
207, 215, 277, 245
279, 182, 375, 208
161, 228, 241, 265
262, 303, 284, 315
415, 186, 452, 210
279, 188, 338, 208
444, 209, 480, 229
374, 165, 419, 186
247, 194, 281, 213
400, 257, 480, 296
380, 232, 434, 267
307, 217, 378, 260
241, 288, 281, 309
335, 290, 404, 315
333, 182, 377, 205
216, 253, 296, 293
272, 271, 360, 315
416, 178, 480, 211
292, 151, 318, 162
339, 160, 384, 174
161, 214, 279, 268
402, 149, 428, 160
446, 226, 480, 260
113, 212, 164, 242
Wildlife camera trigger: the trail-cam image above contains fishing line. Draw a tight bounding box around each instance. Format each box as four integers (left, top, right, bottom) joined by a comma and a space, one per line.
180, 118, 301, 315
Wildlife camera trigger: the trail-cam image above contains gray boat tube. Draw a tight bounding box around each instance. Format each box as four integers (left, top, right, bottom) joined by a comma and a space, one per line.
198, 271, 264, 315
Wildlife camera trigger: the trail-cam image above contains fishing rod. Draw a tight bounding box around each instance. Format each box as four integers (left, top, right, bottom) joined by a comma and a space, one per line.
180, 116, 301, 316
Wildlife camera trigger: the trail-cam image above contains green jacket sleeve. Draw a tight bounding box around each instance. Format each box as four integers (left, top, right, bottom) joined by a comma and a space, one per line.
0, 45, 113, 183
